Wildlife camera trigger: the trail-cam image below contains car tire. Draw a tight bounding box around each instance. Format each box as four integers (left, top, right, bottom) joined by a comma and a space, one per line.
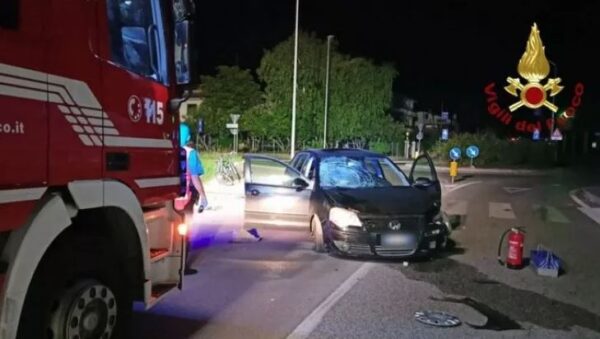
312, 216, 326, 253
17, 232, 133, 339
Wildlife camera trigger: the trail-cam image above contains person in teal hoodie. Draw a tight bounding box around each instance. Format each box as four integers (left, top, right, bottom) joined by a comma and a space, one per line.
179, 123, 208, 275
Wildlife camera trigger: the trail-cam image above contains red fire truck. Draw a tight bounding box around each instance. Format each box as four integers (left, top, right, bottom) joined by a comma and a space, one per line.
0, 0, 195, 337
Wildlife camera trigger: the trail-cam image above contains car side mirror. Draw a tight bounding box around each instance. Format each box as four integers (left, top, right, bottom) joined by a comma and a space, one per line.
292, 177, 309, 190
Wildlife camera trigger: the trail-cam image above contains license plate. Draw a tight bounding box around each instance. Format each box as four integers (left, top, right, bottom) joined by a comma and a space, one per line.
382, 234, 413, 246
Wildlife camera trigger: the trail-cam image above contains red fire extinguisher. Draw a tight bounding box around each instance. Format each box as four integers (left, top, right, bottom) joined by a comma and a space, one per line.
497, 227, 526, 269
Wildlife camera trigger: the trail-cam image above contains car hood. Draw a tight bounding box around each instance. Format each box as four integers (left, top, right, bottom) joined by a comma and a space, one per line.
323, 187, 432, 215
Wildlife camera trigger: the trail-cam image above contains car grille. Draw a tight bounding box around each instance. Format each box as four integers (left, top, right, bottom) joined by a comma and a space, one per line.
363, 215, 425, 233
347, 244, 373, 256
374, 246, 416, 257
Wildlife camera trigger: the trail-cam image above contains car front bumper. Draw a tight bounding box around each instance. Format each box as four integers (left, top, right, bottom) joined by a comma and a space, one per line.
326, 221, 447, 258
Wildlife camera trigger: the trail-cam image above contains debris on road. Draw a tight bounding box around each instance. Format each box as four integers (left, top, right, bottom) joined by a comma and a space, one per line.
414, 310, 461, 327
403, 261, 409, 267
230, 228, 263, 243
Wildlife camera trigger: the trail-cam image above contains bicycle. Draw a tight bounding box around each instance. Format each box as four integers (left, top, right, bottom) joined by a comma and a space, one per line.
216, 153, 241, 186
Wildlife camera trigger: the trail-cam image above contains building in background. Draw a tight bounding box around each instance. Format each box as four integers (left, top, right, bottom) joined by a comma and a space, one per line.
394, 95, 459, 137
179, 87, 203, 121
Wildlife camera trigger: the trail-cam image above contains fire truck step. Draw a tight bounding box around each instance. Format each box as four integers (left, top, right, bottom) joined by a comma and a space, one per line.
151, 283, 177, 300
150, 248, 170, 261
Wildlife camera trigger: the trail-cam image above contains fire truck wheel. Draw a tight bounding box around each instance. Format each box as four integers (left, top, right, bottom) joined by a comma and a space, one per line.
17, 234, 133, 339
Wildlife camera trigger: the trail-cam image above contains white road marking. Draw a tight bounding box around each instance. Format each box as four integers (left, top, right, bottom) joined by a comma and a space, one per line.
444, 200, 468, 216
445, 181, 482, 194
502, 187, 532, 194
570, 190, 600, 226
533, 204, 570, 224
287, 262, 374, 339
489, 202, 516, 219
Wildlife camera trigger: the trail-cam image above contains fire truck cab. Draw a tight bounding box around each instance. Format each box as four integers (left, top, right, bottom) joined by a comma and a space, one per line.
0, 0, 195, 337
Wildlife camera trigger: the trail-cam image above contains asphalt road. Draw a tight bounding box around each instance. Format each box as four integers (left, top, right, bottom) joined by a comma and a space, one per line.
132, 171, 600, 339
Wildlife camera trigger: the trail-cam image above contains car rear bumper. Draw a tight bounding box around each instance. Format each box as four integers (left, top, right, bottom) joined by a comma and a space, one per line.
326, 221, 447, 258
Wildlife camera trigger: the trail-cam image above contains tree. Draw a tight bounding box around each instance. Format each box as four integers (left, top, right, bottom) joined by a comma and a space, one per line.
255, 32, 403, 146
257, 32, 326, 143
191, 66, 262, 139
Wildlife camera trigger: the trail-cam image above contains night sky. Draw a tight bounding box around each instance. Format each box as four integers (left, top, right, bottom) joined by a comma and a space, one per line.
195, 0, 600, 132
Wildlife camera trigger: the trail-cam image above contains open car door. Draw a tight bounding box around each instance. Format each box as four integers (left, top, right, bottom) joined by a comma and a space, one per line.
409, 152, 442, 209
244, 155, 312, 229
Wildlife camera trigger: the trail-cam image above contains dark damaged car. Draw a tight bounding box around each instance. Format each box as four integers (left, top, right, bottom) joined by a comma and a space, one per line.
243, 149, 449, 258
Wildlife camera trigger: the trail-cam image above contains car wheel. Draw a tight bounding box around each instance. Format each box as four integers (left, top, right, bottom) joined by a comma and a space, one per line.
312, 216, 326, 253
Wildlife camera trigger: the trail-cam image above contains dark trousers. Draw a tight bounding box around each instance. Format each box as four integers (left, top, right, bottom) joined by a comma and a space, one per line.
183, 187, 199, 269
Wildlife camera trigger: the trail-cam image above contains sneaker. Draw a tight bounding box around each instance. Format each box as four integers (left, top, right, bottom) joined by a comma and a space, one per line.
184, 267, 198, 275
247, 228, 260, 238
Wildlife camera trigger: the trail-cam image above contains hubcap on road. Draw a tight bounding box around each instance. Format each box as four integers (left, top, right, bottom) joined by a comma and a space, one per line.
415, 311, 461, 327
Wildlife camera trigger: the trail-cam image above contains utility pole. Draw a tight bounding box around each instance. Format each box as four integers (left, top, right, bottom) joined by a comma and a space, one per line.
548, 60, 558, 136
290, 0, 300, 159
323, 35, 334, 148
548, 60, 559, 163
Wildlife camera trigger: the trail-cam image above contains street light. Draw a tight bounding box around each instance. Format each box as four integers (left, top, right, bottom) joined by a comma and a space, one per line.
290, 0, 300, 159
323, 35, 334, 148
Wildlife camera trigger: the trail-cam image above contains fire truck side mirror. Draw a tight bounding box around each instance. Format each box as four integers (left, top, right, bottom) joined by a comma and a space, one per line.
175, 20, 192, 85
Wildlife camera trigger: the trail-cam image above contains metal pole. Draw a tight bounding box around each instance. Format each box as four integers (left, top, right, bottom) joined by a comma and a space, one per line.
324, 35, 333, 148
549, 60, 559, 163
290, 0, 300, 159
178, 235, 185, 290
549, 60, 558, 134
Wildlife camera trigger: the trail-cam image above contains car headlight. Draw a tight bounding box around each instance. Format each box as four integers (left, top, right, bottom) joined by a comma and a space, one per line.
431, 210, 451, 234
329, 207, 362, 229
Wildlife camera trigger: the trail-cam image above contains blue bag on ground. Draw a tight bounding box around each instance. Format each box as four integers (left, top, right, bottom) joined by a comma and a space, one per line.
530, 245, 561, 277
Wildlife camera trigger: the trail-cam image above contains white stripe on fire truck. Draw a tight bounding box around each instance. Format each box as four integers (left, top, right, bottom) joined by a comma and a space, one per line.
94, 127, 120, 135
0, 83, 54, 103
0, 74, 83, 108
48, 75, 102, 109
0, 75, 75, 106
1, 63, 172, 150
0, 187, 47, 204
135, 177, 180, 189
103, 136, 173, 149
79, 135, 94, 146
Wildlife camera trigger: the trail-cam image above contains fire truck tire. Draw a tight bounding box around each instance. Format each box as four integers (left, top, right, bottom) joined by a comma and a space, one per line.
17, 234, 133, 339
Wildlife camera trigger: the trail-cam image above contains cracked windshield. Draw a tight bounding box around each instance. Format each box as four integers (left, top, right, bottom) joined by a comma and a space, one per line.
1, 0, 599, 338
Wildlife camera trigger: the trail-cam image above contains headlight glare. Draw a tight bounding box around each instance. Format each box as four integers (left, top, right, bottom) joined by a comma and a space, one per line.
329, 207, 362, 229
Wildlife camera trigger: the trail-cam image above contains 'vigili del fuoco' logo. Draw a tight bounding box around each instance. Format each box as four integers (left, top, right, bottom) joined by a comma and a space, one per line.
484, 23, 584, 134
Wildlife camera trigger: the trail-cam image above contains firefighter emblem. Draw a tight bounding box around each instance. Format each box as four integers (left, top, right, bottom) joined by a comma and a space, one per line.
504, 23, 563, 112
128, 95, 143, 122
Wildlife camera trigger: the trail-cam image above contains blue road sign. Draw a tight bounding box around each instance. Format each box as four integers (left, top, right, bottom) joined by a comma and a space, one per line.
466, 145, 480, 159
441, 129, 449, 141
197, 118, 205, 134
449, 147, 461, 160
533, 128, 540, 141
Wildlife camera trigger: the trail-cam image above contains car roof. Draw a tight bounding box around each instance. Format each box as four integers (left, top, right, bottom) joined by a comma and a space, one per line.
302, 148, 385, 158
